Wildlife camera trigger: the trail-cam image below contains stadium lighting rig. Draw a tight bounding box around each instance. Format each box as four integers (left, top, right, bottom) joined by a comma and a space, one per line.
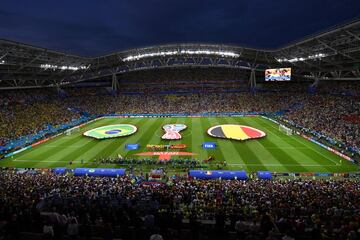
40, 64, 90, 71
123, 49, 241, 62
276, 53, 327, 63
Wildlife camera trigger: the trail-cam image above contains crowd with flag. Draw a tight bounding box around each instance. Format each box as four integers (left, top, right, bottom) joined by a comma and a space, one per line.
0, 169, 359, 239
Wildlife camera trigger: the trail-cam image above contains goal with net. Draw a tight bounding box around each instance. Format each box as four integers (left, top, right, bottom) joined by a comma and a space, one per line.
279, 124, 293, 135
65, 126, 80, 135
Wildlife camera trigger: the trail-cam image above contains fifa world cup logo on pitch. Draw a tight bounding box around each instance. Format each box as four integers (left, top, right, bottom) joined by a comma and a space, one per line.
162, 124, 187, 140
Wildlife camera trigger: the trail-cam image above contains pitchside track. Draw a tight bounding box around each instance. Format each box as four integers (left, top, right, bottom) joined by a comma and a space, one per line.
1, 116, 357, 173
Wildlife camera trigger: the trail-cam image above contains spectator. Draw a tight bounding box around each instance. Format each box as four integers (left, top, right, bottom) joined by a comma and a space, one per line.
43, 221, 54, 240
67, 217, 79, 240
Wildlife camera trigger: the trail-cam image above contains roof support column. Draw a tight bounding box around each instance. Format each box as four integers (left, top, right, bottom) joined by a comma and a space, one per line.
249, 68, 257, 89
111, 73, 119, 92
309, 72, 322, 92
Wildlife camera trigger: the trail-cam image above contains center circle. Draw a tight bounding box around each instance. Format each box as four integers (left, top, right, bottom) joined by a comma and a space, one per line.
105, 129, 122, 134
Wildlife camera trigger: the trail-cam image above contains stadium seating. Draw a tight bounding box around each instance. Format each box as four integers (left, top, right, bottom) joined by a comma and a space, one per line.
0, 169, 359, 240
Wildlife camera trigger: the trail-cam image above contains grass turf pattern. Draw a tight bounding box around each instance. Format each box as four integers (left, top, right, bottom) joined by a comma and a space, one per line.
0, 116, 358, 173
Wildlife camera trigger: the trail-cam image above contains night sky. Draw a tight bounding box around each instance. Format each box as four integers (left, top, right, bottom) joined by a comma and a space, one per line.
1, 0, 359, 56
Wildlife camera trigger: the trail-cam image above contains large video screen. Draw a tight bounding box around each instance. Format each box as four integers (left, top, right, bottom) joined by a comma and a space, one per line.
265, 68, 291, 81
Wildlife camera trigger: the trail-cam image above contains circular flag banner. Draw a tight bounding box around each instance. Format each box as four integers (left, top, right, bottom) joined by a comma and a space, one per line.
207, 124, 266, 141
83, 124, 137, 139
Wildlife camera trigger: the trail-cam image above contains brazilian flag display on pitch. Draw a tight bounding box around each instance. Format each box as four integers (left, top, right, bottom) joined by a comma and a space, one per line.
83, 124, 137, 139
207, 124, 266, 141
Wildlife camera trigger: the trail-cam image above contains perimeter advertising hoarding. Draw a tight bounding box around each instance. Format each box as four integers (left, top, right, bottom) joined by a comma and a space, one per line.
189, 170, 247, 180
73, 168, 126, 177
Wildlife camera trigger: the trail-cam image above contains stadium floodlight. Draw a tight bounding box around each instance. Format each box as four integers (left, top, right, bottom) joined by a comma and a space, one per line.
123, 49, 240, 62
40, 64, 90, 71
276, 53, 327, 63
0, 60, 5, 64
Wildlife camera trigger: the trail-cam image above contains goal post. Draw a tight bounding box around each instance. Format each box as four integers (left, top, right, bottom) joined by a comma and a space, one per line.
65, 126, 80, 135
279, 124, 293, 135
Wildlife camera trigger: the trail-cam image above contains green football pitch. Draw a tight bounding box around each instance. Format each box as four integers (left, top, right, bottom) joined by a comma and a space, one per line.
0, 116, 358, 173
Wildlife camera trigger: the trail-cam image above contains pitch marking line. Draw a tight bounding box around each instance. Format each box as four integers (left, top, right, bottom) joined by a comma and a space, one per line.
44, 146, 83, 148
260, 118, 341, 166
264, 147, 308, 149
14, 159, 81, 163
228, 163, 338, 167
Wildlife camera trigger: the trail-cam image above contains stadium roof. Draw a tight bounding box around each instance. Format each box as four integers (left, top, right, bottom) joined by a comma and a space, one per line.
0, 20, 360, 89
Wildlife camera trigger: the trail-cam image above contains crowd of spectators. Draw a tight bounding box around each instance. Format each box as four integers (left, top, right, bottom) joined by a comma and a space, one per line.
97, 157, 202, 169
316, 81, 360, 96
118, 67, 249, 94
67, 92, 298, 115
284, 94, 360, 152
0, 90, 80, 146
0, 169, 359, 239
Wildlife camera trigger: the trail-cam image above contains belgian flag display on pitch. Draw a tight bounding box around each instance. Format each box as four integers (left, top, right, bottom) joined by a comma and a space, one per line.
207, 124, 266, 141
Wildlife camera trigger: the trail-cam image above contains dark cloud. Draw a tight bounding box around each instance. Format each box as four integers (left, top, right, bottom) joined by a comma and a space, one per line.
0, 0, 359, 56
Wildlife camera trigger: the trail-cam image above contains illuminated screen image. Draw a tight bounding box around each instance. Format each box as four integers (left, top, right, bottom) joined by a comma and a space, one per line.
265, 68, 291, 81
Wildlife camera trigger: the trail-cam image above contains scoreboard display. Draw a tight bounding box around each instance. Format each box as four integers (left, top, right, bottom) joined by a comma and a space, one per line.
265, 68, 291, 81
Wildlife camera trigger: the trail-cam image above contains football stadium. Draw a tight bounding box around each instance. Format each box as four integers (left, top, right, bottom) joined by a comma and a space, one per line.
0, 1, 360, 240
